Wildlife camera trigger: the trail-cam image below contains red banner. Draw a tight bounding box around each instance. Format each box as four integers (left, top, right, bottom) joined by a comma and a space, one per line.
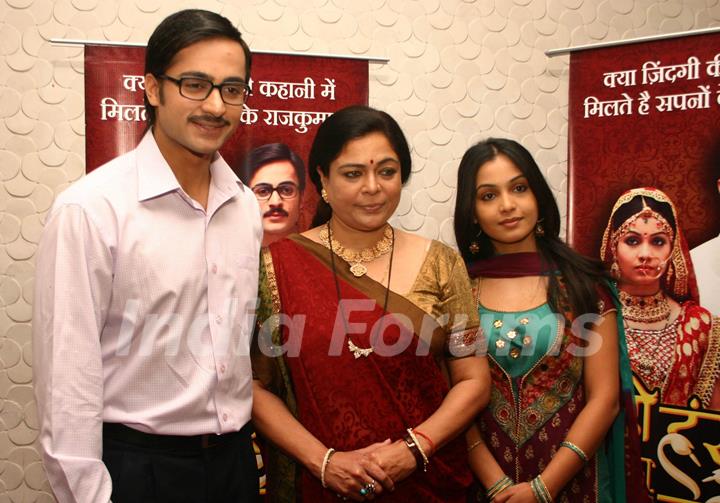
568, 33, 720, 256
568, 33, 720, 502
84, 45, 369, 230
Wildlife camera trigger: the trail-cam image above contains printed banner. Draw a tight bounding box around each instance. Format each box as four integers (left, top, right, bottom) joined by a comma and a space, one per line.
568, 32, 720, 257
634, 379, 720, 503
84, 45, 369, 231
568, 32, 720, 501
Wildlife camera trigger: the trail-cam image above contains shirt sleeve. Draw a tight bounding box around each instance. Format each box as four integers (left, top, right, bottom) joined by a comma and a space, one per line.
32, 203, 114, 503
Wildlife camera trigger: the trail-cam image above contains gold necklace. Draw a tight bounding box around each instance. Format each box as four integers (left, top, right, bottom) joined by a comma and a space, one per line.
327, 223, 395, 358
319, 224, 393, 277
619, 290, 671, 323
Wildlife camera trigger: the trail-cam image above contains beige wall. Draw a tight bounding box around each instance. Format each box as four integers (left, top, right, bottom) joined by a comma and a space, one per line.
1, 0, 719, 500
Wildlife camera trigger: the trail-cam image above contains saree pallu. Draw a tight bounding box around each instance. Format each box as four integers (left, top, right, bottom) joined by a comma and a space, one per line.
253, 236, 475, 502
660, 302, 715, 407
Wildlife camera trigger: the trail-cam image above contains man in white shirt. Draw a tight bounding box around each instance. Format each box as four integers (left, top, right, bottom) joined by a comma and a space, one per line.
32, 9, 262, 502
691, 177, 720, 315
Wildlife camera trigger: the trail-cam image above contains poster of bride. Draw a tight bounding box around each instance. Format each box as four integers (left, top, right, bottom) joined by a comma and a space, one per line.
565, 29, 720, 502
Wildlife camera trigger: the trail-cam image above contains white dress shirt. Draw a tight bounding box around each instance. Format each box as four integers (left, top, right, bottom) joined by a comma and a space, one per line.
32, 131, 262, 503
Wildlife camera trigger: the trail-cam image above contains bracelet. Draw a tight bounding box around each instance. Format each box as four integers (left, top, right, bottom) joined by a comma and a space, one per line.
320, 448, 336, 488
560, 440, 589, 463
403, 432, 428, 472
486, 475, 513, 500
467, 439, 483, 453
406, 428, 429, 468
530, 475, 552, 503
413, 429, 435, 456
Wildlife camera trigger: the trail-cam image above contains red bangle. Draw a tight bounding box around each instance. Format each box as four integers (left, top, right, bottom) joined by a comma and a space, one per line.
413, 429, 435, 456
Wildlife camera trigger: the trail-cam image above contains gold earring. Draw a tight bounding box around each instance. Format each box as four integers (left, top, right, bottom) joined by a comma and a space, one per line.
535, 220, 545, 237
469, 228, 482, 254
321, 188, 329, 203
611, 260, 620, 280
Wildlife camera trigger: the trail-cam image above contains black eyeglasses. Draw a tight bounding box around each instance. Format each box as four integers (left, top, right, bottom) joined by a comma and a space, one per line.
251, 182, 299, 201
159, 75, 250, 105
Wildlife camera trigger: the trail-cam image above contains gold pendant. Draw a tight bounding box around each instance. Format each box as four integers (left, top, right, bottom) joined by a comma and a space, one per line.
349, 263, 367, 277
348, 339, 373, 358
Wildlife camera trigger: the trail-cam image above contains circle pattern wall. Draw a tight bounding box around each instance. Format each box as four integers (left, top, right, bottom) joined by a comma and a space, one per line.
1, 0, 719, 500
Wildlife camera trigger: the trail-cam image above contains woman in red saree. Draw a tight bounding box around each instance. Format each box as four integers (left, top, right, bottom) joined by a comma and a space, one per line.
251, 106, 490, 502
600, 187, 720, 409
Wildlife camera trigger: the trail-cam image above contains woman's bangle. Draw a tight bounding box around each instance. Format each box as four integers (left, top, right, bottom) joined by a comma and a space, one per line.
486, 475, 513, 500
406, 428, 429, 466
320, 448, 336, 488
530, 475, 553, 503
412, 429, 435, 456
560, 440, 589, 463
467, 439, 483, 453
403, 430, 429, 472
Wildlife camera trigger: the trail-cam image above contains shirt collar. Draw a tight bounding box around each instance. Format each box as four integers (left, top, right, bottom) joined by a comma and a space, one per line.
136, 130, 245, 202
209, 150, 245, 201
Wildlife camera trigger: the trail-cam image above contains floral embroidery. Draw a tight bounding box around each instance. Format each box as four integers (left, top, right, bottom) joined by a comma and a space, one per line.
503, 446, 513, 463
570, 480, 580, 494
487, 307, 582, 445
525, 445, 535, 460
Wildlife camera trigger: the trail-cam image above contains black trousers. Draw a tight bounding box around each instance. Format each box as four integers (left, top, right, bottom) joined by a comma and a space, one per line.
103, 422, 260, 503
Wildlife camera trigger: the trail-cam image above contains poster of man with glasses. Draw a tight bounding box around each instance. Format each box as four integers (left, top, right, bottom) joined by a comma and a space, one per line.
238, 143, 306, 246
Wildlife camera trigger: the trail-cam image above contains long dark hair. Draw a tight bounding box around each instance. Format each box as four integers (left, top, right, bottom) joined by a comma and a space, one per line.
144, 9, 252, 127
454, 138, 610, 315
308, 105, 412, 226
238, 143, 306, 191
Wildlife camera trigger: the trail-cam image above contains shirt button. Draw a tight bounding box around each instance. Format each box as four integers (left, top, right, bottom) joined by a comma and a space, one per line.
222, 413, 228, 422
215, 315, 223, 324
219, 364, 226, 374
211, 264, 218, 274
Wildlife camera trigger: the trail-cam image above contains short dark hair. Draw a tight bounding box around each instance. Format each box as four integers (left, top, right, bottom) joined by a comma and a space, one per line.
144, 9, 252, 126
453, 138, 609, 315
239, 143, 306, 192
308, 105, 412, 226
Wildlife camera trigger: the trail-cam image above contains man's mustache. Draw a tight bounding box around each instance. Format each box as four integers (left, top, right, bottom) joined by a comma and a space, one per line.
264, 208, 289, 217
189, 115, 230, 127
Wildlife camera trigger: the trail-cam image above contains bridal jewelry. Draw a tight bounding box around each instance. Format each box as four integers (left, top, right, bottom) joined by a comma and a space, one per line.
625, 318, 679, 392
319, 224, 393, 277
327, 222, 395, 358
619, 290, 671, 323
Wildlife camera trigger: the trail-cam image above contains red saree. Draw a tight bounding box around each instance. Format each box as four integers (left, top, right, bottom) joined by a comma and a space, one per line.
253, 235, 475, 502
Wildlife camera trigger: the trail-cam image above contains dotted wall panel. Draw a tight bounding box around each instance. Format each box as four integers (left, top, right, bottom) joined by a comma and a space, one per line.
1, 0, 719, 500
